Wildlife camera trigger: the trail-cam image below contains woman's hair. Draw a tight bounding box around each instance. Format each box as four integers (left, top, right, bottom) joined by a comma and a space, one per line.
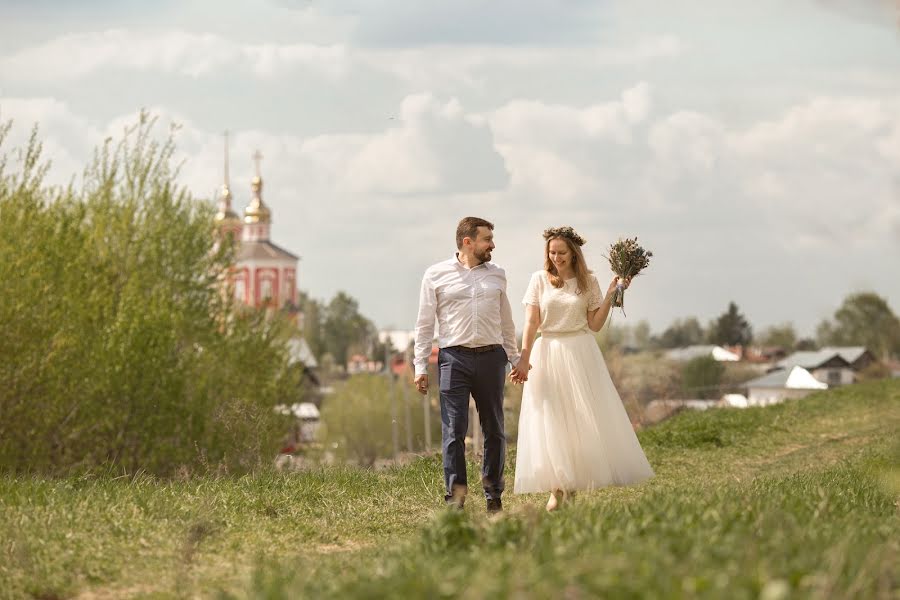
543, 226, 591, 293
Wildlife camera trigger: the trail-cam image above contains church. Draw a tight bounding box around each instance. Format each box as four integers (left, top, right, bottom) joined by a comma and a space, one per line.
212, 135, 299, 313
212, 136, 317, 369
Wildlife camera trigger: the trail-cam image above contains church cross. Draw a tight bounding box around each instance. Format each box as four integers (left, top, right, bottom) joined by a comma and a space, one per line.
252, 149, 263, 177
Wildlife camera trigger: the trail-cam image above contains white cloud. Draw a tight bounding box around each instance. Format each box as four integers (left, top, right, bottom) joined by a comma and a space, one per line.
0, 30, 349, 83
489, 83, 652, 148
358, 37, 683, 91
648, 111, 725, 174
295, 93, 508, 195
314, 0, 611, 46
0, 28, 684, 95
0, 97, 102, 185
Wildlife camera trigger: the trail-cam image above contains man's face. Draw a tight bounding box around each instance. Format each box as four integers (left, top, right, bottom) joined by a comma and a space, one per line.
471, 226, 495, 264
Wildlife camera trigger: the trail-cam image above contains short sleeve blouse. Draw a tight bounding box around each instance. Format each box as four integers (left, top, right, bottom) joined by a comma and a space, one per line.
522, 271, 604, 334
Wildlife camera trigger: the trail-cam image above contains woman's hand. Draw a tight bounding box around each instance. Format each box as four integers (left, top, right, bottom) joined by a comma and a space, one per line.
509, 352, 532, 385
606, 276, 631, 299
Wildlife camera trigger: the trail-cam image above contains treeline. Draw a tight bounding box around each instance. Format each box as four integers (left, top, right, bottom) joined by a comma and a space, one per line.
0, 117, 298, 476
296, 291, 391, 371
600, 297, 899, 359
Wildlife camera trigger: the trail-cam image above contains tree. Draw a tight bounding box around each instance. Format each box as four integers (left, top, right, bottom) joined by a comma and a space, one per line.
320, 375, 394, 466
707, 302, 753, 347
0, 115, 297, 475
656, 317, 705, 348
795, 338, 818, 351
681, 356, 726, 400
816, 292, 900, 359
758, 323, 797, 349
632, 320, 653, 351
298, 290, 325, 359
322, 291, 377, 367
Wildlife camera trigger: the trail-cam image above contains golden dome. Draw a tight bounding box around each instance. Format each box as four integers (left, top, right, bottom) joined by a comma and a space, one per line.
244, 176, 271, 224
214, 183, 242, 227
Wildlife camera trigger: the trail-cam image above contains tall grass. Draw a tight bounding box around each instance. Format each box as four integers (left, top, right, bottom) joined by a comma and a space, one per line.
1, 381, 897, 599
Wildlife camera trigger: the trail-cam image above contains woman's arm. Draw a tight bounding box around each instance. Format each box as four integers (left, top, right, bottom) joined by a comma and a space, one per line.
511, 304, 541, 383
587, 276, 629, 332
521, 304, 541, 354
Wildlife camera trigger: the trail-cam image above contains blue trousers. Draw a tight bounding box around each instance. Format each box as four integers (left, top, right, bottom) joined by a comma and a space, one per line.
437, 346, 507, 501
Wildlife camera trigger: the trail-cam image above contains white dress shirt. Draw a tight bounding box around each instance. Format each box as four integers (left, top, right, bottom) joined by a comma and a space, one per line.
414, 254, 521, 376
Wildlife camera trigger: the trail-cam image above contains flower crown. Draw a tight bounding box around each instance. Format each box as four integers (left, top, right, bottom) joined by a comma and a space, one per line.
543, 226, 586, 247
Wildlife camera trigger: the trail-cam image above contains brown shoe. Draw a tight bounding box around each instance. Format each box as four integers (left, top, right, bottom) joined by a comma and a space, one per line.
445, 483, 468, 509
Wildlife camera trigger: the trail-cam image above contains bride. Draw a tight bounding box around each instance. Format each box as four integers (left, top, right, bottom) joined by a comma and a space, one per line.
512, 226, 654, 511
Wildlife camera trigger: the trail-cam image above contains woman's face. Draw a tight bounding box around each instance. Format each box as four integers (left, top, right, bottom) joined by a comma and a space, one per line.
548, 238, 572, 271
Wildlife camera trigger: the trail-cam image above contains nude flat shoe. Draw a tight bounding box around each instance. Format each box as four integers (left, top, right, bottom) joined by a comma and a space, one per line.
546, 489, 563, 512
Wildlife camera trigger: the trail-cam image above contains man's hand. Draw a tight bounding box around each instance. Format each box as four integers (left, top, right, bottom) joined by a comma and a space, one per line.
414, 374, 429, 395
509, 360, 532, 385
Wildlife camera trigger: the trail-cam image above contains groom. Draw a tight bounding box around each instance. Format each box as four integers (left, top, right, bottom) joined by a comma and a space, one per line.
413, 217, 528, 513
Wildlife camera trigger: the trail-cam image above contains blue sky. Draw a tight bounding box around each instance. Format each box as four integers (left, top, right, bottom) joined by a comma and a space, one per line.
1, 0, 898, 337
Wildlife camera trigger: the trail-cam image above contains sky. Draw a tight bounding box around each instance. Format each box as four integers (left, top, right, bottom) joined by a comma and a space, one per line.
1, 0, 899, 338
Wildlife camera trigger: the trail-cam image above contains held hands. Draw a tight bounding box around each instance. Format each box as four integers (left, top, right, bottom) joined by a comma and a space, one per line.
509, 356, 532, 385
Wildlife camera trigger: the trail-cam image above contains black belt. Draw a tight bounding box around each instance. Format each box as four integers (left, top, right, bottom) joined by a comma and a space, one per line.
447, 344, 501, 354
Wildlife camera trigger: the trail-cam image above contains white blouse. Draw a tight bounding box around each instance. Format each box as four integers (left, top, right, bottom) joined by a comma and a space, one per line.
522, 270, 603, 334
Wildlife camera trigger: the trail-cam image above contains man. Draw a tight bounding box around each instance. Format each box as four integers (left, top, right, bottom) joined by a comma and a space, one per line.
413, 217, 528, 513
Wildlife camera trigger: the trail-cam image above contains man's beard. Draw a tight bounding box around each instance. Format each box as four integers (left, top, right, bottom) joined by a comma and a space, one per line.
474, 248, 492, 264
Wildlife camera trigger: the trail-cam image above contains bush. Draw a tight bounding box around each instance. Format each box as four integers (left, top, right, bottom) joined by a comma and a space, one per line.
320, 375, 395, 466
681, 355, 726, 399
0, 115, 297, 475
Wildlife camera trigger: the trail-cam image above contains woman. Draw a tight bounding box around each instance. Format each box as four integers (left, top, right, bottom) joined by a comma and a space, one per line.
512, 226, 654, 511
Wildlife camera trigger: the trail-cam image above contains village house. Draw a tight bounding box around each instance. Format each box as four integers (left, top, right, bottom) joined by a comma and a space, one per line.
665, 345, 741, 362
742, 366, 828, 406
774, 346, 876, 387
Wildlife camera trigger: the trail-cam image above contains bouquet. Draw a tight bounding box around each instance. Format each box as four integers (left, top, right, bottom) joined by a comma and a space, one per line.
605, 237, 652, 314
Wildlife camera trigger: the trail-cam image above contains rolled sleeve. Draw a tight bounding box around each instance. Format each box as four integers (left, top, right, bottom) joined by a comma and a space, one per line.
499, 287, 521, 368
413, 272, 437, 376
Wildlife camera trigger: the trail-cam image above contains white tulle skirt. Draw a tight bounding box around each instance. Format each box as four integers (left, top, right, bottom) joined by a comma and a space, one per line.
514, 330, 654, 493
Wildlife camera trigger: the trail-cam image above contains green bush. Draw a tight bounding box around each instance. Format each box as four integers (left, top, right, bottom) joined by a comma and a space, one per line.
681, 355, 726, 399
0, 115, 297, 475
321, 375, 396, 466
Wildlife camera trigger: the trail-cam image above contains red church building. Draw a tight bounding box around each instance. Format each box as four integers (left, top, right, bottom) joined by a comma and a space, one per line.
213, 138, 299, 313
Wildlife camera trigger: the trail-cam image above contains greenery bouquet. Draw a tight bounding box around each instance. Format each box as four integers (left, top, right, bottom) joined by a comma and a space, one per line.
605, 237, 652, 314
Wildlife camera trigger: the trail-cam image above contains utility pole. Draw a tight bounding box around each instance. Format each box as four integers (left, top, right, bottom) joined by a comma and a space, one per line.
403, 371, 413, 452
423, 389, 432, 451
384, 332, 398, 458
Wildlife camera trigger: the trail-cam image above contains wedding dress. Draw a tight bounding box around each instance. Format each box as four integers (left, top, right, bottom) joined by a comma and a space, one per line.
514, 271, 654, 493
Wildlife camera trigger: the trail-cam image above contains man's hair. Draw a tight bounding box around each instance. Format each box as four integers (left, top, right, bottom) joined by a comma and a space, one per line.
456, 217, 494, 249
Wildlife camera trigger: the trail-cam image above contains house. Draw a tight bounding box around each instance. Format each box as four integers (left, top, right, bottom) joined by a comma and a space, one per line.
275, 402, 322, 451
744, 366, 828, 405
775, 350, 854, 386
738, 345, 789, 364
347, 354, 383, 374
665, 345, 740, 362
819, 346, 877, 372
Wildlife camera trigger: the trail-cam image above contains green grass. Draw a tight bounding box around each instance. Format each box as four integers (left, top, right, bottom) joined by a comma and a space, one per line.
2, 380, 898, 599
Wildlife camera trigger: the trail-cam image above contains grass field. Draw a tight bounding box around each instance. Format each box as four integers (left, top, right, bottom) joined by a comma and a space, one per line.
2, 380, 898, 599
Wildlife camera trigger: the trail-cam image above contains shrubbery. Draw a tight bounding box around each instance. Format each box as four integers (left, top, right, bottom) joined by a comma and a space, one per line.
321, 374, 439, 466
0, 116, 298, 475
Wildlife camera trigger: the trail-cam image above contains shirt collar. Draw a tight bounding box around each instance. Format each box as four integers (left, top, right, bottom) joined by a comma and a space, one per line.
452, 252, 489, 270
